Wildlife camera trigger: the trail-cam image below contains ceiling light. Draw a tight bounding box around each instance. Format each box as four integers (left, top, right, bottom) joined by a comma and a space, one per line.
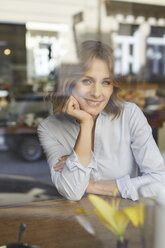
4, 49, 11, 55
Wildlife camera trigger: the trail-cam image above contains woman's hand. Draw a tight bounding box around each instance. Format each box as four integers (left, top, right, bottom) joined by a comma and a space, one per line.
63, 96, 94, 168
54, 155, 69, 172
86, 180, 95, 193
62, 96, 93, 125
86, 180, 120, 196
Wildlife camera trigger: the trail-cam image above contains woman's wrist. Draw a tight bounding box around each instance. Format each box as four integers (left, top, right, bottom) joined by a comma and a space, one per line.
80, 119, 94, 129
86, 180, 120, 196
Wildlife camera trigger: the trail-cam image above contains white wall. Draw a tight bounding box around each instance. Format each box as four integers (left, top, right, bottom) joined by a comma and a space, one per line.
0, 0, 86, 24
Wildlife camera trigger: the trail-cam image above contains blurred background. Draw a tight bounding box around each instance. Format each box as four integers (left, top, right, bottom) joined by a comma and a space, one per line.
0, 0, 164, 204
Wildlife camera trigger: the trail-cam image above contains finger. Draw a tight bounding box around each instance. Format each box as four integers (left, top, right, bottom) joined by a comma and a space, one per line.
63, 96, 79, 113
54, 159, 66, 168
59, 155, 69, 160
54, 162, 65, 171
70, 96, 82, 110
54, 161, 64, 168
54, 166, 64, 172
62, 96, 77, 110
68, 96, 80, 110
58, 155, 69, 161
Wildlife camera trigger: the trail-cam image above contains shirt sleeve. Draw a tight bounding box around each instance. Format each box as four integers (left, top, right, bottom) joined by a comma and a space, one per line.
37, 121, 96, 201
116, 103, 165, 201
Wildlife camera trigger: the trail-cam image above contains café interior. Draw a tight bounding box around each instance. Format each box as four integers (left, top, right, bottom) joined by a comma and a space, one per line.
0, 0, 165, 248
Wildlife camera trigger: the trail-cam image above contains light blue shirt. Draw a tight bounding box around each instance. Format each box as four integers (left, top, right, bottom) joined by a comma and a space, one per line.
38, 102, 165, 201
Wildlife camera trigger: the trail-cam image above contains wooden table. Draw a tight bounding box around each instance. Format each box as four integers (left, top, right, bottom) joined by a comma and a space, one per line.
0, 197, 142, 248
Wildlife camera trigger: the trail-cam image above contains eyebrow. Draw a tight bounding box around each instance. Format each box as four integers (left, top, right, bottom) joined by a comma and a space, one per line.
83, 75, 112, 80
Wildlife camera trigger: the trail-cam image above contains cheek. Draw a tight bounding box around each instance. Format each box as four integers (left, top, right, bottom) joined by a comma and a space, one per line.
104, 87, 113, 100
72, 84, 88, 98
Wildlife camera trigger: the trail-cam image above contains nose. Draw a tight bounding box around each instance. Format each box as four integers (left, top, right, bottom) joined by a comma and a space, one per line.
90, 82, 102, 98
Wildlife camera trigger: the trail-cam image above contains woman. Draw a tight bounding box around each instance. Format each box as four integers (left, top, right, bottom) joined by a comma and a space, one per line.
38, 40, 165, 201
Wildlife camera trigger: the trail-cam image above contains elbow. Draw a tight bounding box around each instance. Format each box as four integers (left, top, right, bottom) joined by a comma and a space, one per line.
64, 193, 83, 201
51, 170, 88, 201
54, 180, 85, 201
58, 186, 85, 201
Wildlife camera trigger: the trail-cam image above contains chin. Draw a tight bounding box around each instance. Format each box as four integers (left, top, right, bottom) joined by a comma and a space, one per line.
80, 102, 105, 116
85, 108, 101, 117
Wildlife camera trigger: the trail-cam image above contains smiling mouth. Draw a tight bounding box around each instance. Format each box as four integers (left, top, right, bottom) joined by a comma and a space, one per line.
85, 99, 103, 107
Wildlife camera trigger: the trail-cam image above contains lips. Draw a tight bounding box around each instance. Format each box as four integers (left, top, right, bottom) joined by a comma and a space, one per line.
85, 99, 103, 107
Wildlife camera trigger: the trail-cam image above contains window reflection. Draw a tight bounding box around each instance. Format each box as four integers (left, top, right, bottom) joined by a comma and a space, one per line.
0, 0, 164, 206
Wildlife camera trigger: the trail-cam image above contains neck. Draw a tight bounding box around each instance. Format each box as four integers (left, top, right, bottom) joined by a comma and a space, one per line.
92, 114, 99, 123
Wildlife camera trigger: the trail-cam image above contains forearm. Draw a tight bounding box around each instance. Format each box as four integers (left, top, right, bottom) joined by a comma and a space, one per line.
51, 151, 94, 201
74, 122, 93, 167
86, 180, 120, 196
117, 170, 165, 201
53, 169, 90, 201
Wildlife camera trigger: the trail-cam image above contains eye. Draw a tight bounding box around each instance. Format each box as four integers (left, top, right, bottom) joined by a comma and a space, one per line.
102, 81, 111, 86
81, 79, 91, 85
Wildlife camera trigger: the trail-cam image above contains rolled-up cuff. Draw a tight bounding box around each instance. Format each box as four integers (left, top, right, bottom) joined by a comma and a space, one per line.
116, 174, 139, 201
66, 150, 97, 174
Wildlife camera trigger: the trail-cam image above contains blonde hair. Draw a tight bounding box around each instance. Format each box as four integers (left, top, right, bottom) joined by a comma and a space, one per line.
51, 40, 123, 118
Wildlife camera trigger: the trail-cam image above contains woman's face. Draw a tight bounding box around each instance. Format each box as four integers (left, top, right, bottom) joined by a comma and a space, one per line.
72, 58, 113, 120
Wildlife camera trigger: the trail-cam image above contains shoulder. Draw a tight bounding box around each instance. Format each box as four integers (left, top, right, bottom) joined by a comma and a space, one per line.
117, 101, 148, 128
101, 102, 140, 121
38, 114, 75, 132
39, 114, 61, 128
123, 101, 139, 112
122, 102, 151, 134
122, 101, 143, 118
